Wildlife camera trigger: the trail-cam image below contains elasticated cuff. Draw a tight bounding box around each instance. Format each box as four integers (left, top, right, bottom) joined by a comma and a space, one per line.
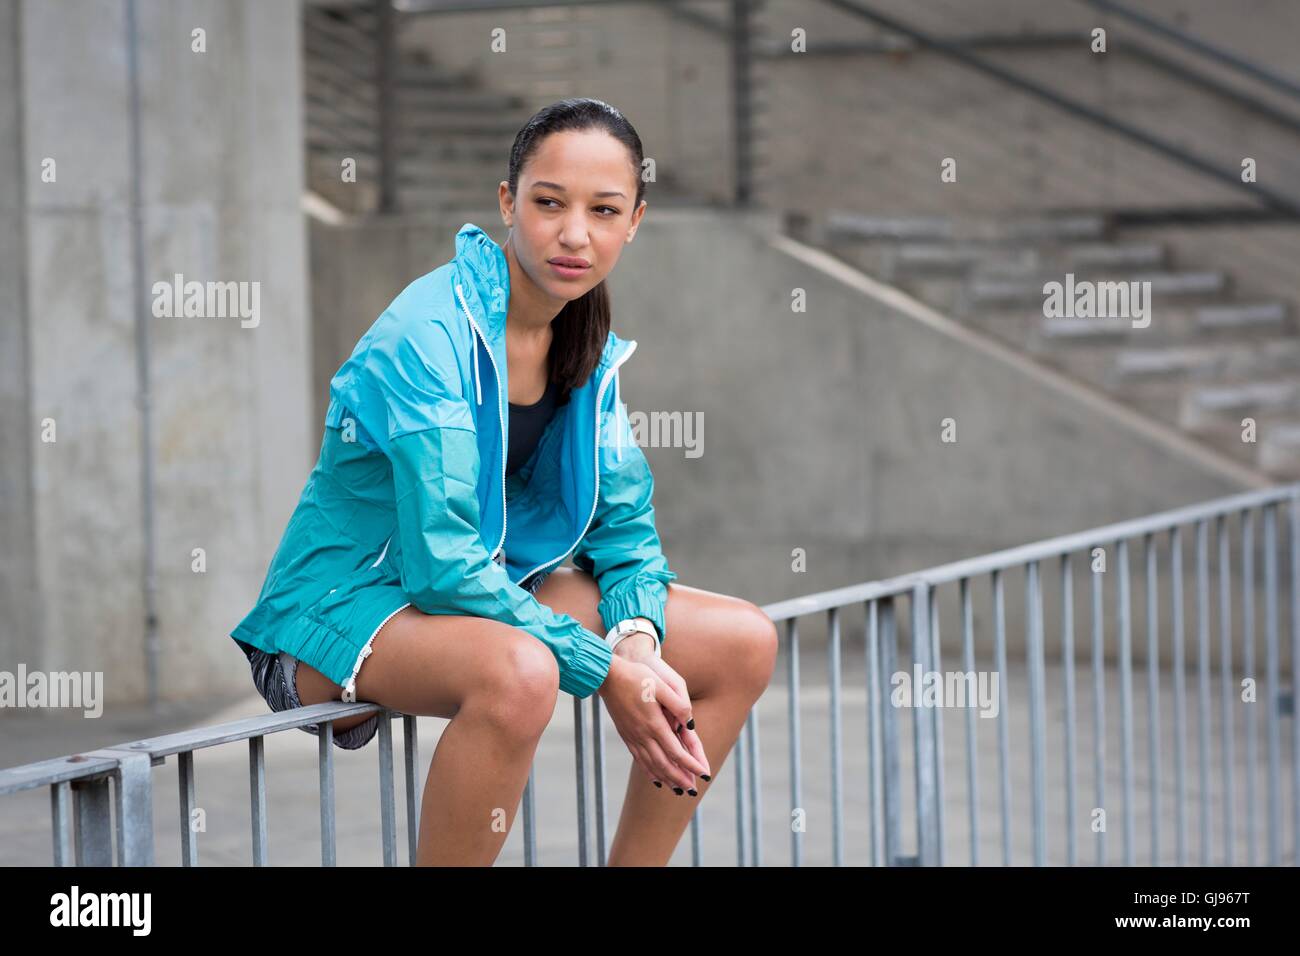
597, 575, 671, 648
561, 628, 614, 699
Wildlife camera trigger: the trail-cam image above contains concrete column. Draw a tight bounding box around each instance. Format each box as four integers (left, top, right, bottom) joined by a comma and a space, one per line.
0, 0, 312, 705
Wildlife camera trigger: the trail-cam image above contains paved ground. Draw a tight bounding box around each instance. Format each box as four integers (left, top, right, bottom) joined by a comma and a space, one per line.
1, 644, 1294, 866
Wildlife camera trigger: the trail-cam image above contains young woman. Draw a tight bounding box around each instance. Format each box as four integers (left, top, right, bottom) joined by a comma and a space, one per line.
230, 98, 778, 866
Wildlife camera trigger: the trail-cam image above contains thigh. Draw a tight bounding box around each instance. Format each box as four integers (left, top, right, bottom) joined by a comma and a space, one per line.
292, 606, 548, 728
532, 568, 776, 699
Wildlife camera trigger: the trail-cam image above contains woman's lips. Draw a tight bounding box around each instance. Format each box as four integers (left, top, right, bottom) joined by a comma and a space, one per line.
548, 260, 591, 280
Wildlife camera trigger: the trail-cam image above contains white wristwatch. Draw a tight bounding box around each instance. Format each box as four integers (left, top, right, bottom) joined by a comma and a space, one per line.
604, 617, 661, 657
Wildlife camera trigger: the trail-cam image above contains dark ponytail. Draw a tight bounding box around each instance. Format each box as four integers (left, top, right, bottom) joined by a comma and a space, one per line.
505, 98, 646, 403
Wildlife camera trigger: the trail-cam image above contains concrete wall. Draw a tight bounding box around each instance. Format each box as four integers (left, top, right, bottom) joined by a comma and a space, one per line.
0, 0, 312, 706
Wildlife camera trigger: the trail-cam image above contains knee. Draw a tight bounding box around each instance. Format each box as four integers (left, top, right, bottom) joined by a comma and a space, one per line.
729, 602, 779, 695
465, 632, 560, 740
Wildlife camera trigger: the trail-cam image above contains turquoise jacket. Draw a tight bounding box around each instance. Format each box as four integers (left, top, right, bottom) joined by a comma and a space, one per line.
230, 223, 677, 699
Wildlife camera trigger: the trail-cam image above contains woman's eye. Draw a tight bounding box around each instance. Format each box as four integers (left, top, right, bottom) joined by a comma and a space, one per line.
537, 198, 559, 208
596, 206, 619, 215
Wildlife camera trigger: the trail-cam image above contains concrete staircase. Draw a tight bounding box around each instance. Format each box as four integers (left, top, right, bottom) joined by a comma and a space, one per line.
818, 211, 1300, 478
302, 3, 533, 214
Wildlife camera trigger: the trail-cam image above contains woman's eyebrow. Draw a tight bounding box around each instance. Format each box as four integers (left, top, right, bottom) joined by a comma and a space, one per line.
531, 180, 627, 199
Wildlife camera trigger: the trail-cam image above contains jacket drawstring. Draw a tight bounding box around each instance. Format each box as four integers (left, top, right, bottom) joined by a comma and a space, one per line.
456, 283, 484, 406
613, 367, 623, 462
472, 331, 482, 405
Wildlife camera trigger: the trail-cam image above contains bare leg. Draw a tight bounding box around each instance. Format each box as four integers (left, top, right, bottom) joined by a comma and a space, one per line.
293, 607, 560, 866
605, 684, 757, 866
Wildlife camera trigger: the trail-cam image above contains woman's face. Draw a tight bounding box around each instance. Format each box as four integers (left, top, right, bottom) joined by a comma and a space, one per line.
500, 129, 645, 308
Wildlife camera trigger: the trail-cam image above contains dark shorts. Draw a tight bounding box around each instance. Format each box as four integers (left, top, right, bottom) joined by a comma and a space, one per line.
236, 568, 553, 751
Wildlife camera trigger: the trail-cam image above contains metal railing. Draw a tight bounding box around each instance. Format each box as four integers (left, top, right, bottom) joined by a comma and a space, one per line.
3, 483, 1297, 865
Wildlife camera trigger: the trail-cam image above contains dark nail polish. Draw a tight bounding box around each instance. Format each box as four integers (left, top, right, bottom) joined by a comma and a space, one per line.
676, 723, 683, 733
653, 780, 662, 788
687, 789, 697, 797
686, 718, 695, 730
672, 787, 684, 795
701, 774, 711, 781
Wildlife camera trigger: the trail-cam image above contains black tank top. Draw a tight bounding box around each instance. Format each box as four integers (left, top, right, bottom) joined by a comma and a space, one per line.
507, 379, 562, 477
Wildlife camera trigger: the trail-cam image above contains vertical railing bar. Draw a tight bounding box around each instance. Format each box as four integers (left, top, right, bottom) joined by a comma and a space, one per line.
960, 579, 979, 867
929, 585, 946, 866
880, 599, 902, 865
747, 705, 763, 867
1195, 519, 1212, 865
992, 569, 1011, 866
73, 777, 113, 867
1143, 533, 1160, 867
690, 808, 702, 867
1171, 525, 1187, 866
1290, 489, 1300, 867
320, 723, 337, 867
734, 720, 749, 865
1241, 508, 1257, 867
248, 735, 268, 867
1026, 560, 1047, 867
1263, 503, 1281, 866
1061, 554, 1077, 867
867, 599, 885, 867
573, 696, 589, 867
378, 713, 397, 867
1217, 514, 1235, 866
912, 583, 939, 866
828, 606, 844, 866
112, 751, 154, 867
403, 715, 419, 866
523, 763, 537, 867
1118, 538, 1135, 867
51, 780, 75, 867
178, 749, 197, 867
592, 695, 608, 867
787, 617, 801, 867
1091, 543, 1106, 868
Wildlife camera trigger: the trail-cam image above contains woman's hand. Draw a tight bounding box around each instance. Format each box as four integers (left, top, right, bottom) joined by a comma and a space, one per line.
598, 635, 711, 792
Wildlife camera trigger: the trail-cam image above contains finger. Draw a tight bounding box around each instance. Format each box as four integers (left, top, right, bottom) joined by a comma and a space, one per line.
677, 725, 711, 779
643, 735, 693, 792
631, 744, 663, 789
654, 675, 694, 733
651, 713, 708, 780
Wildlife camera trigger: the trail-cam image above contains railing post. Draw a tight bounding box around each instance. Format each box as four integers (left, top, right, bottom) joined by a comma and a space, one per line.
75, 748, 155, 867
878, 597, 904, 864
912, 583, 940, 866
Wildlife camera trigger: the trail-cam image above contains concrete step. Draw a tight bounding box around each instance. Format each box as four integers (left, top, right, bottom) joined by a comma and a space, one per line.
1033, 301, 1292, 345
1258, 419, 1300, 476
1181, 413, 1300, 478
825, 213, 953, 243
1181, 378, 1300, 430
969, 270, 1229, 307
824, 212, 1109, 245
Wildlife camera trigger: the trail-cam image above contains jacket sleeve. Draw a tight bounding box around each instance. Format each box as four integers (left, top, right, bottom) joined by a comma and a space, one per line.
571, 396, 678, 647
342, 323, 613, 699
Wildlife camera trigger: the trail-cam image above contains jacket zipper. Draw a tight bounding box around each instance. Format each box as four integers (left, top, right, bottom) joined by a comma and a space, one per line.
454, 283, 509, 562
518, 340, 638, 583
